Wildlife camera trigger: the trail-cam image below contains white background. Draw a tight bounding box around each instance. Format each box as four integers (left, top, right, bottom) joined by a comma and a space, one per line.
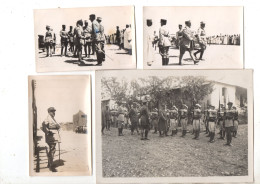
0, 0, 259, 184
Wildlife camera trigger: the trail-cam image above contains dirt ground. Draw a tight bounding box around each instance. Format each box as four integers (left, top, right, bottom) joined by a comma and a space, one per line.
102, 124, 248, 177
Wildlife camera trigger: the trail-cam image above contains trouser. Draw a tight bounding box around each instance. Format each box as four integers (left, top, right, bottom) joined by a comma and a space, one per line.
101, 124, 105, 134
160, 46, 170, 65
225, 126, 233, 145
193, 119, 200, 138
180, 118, 187, 137
219, 120, 225, 139
61, 41, 68, 56
106, 120, 111, 130
179, 43, 196, 65
48, 143, 56, 167
141, 125, 149, 139
45, 42, 53, 56
131, 122, 139, 134
84, 42, 92, 57
208, 121, 216, 142
118, 121, 124, 135
69, 42, 74, 52
205, 120, 209, 134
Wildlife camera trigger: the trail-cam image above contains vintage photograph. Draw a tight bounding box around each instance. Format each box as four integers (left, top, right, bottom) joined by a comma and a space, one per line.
143, 6, 243, 69
34, 6, 136, 72
95, 70, 253, 183
28, 75, 92, 176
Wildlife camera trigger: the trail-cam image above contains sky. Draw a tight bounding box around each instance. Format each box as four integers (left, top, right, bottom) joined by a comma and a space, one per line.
34, 6, 134, 39
144, 6, 243, 36
30, 75, 91, 124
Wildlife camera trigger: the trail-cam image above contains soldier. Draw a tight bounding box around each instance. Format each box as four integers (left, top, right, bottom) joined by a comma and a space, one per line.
194, 21, 207, 60
42, 107, 61, 172
51, 28, 56, 55
158, 105, 167, 137
75, 19, 84, 62
203, 105, 210, 136
139, 99, 150, 140
179, 104, 188, 137
44, 25, 53, 57
159, 19, 171, 65
101, 105, 106, 135
60, 25, 69, 57
117, 102, 126, 136
105, 105, 111, 131
224, 102, 235, 146
232, 106, 239, 138
208, 105, 218, 143
97, 17, 105, 61
218, 104, 226, 139
192, 104, 202, 140
89, 14, 104, 66
176, 24, 183, 49
145, 19, 155, 66
116, 26, 121, 50
83, 20, 92, 58
128, 103, 139, 135
179, 20, 199, 65
151, 108, 159, 134
68, 26, 74, 52
169, 106, 179, 136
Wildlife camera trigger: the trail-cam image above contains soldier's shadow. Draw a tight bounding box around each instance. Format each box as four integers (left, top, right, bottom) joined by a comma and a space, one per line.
64, 59, 98, 66
52, 159, 66, 169
115, 52, 129, 55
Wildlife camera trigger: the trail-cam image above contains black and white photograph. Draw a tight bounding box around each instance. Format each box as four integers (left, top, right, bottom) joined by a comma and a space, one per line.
34, 6, 136, 72
143, 6, 243, 69
28, 75, 92, 176
95, 70, 253, 183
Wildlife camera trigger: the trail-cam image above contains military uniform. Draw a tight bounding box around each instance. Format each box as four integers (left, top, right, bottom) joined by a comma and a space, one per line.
128, 106, 139, 135
117, 104, 127, 136
60, 25, 69, 56
68, 26, 74, 52
179, 104, 188, 137
139, 102, 150, 140
44, 26, 53, 57
218, 106, 226, 139
83, 22, 92, 58
176, 25, 183, 48
208, 107, 217, 142
192, 104, 202, 139
232, 106, 239, 138
158, 109, 167, 136
159, 19, 171, 65
151, 109, 159, 133
169, 107, 179, 135
194, 22, 207, 60
225, 102, 235, 146
75, 20, 84, 61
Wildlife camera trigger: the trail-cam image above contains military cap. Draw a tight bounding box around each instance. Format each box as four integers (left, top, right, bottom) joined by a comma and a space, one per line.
185, 20, 191, 24
62, 24, 66, 27
200, 21, 205, 25
70, 26, 73, 29
195, 104, 201, 108
48, 107, 56, 112
147, 19, 152, 24
89, 14, 96, 19
160, 19, 167, 24
227, 102, 233, 105
46, 25, 50, 29
77, 19, 83, 26
116, 26, 119, 28
97, 17, 102, 21
179, 24, 182, 26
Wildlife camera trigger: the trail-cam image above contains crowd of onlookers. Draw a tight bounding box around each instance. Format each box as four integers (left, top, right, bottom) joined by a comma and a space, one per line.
207, 34, 240, 45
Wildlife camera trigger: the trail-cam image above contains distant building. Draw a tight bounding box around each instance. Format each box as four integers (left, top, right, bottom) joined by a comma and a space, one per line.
60, 122, 74, 131
73, 110, 87, 131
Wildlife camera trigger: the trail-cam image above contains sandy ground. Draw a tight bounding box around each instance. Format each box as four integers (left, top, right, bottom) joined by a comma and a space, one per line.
102, 124, 248, 177
144, 44, 243, 69
36, 44, 135, 72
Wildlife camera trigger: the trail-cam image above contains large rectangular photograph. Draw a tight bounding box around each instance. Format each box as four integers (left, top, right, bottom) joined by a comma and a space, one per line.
34, 6, 136, 72
29, 75, 92, 176
96, 70, 253, 183
143, 6, 243, 69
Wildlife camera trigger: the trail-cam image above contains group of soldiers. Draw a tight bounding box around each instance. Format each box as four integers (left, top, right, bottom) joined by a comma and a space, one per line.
102, 99, 239, 146
146, 19, 207, 66
207, 34, 240, 45
44, 14, 106, 65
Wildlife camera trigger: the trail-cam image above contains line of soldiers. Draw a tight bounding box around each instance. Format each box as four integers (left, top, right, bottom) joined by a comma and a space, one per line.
44, 14, 105, 65
146, 19, 207, 66
207, 34, 240, 45
102, 100, 239, 146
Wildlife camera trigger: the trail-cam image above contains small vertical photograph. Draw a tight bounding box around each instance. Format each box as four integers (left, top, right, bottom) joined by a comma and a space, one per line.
95, 70, 253, 184
143, 6, 243, 69
28, 75, 92, 176
34, 6, 136, 72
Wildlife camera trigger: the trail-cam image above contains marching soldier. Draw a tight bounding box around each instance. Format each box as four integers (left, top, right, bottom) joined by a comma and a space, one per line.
151, 108, 159, 134
83, 20, 92, 58
75, 19, 84, 62
224, 102, 235, 146
169, 106, 179, 136
232, 106, 239, 138
44, 25, 53, 57
60, 25, 69, 57
128, 103, 139, 135
68, 26, 74, 52
42, 107, 61, 172
192, 104, 202, 140
97, 17, 105, 61
159, 19, 171, 65
208, 105, 218, 143
139, 98, 150, 140
176, 24, 183, 49
194, 21, 207, 60
218, 104, 226, 139
179, 20, 199, 65
179, 104, 188, 137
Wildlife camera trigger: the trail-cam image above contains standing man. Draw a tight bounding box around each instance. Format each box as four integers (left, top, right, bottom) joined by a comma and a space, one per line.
151, 108, 159, 134
218, 104, 226, 139
192, 104, 202, 140
60, 25, 69, 57
232, 106, 239, 138
169, 106, 179, 136
117, 102, 126, 136
208, 105, 218, 143
68, 26, 74, 53
105, 105, 111, 131
97, 17, 105, 62
139, 99, 150, 140
179, 20, 199, 65
42, 107, 61, 172
51, 28, 56, 55
179, 104, 188, 137
176, 24, 183, 49
124, 24, 132, 55
158, 105, 167, 137
145, 19, 155, 66
194, 21, 207, 60
224, 102, 235, 146
203, 105, 210, 136
44, 25, 53, 57
75, 19, 84, 62
116, 26, 121, 50
159, 19, 171, 66
83, 20, 92, 58
128, 103, 139, 135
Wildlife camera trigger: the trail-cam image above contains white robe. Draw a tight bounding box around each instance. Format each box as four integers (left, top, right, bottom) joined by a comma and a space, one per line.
124, 27, 132, 49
